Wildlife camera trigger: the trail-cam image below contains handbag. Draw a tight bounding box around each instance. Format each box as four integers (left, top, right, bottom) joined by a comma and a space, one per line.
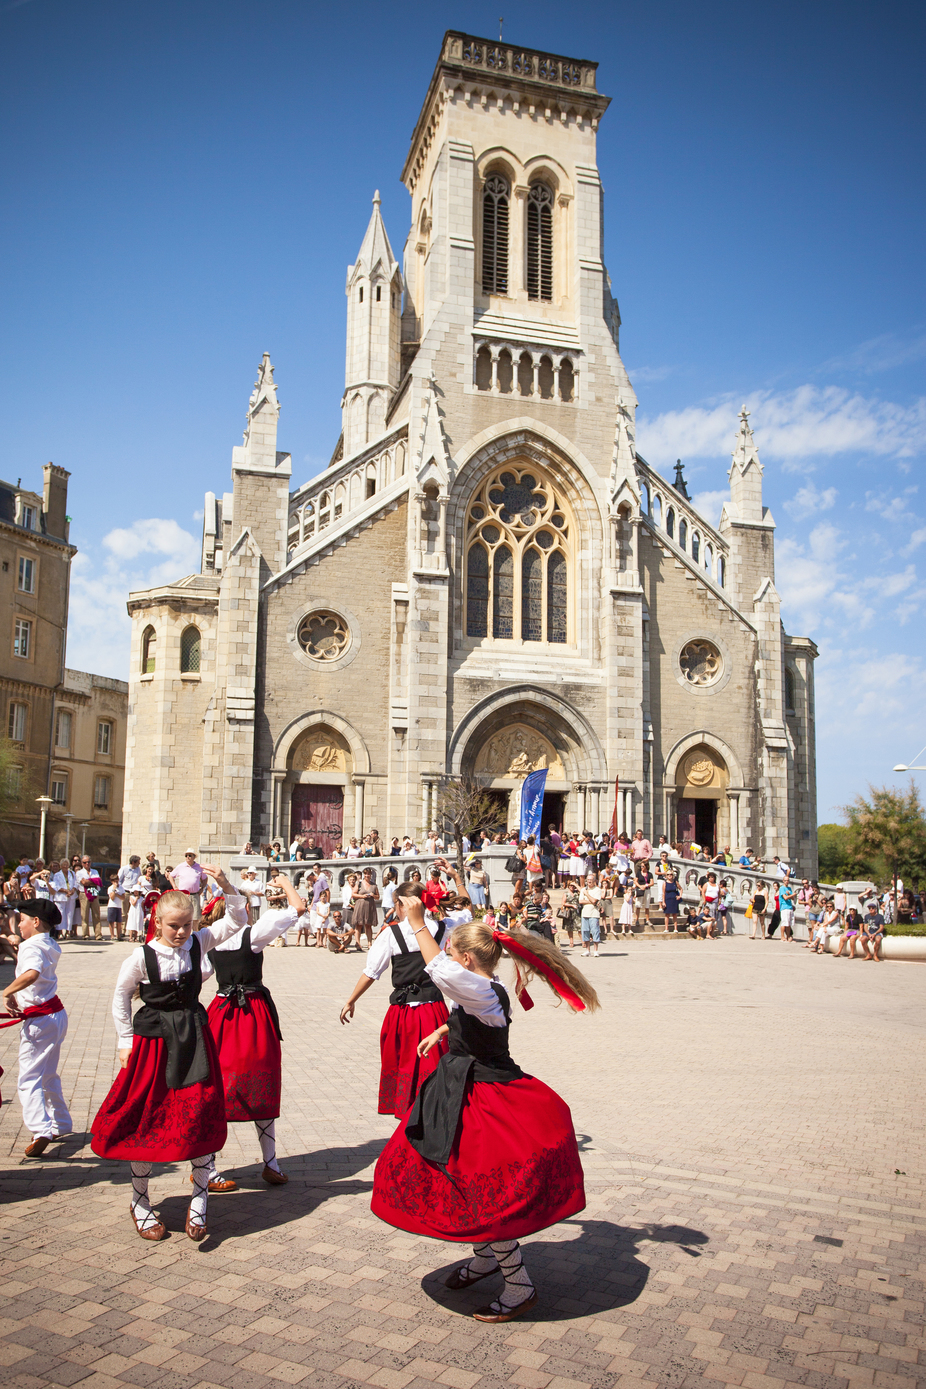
504, 855, 523, 874
745, 904, 753, 918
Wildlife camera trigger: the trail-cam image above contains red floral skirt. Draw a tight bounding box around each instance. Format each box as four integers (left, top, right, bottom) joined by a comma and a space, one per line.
206, 994, 281, 1122
91, 1032, 227, 1162
371, 1074, 585, 1242
378, 1000, 449, 1118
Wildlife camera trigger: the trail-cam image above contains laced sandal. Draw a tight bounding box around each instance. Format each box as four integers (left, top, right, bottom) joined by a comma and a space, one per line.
130, 1203, 167, 1241
189, 1173, 237, 1193
261, 1164, 288, 1185
472, 1289, 538, 1322
185, 1207, 208, 1241
24, 1136, 51, 1158
445, 1262, 498, 1290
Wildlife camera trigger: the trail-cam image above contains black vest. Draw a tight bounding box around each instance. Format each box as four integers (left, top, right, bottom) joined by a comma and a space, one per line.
207, 927, 282, 1039
388, 919, 446, 1005
404, 980, 524, 1166
133, 936, 210, 1089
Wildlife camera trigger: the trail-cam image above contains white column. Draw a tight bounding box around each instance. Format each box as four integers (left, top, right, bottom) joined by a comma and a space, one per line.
353, 779, 365, 838
727, 792, 740, 854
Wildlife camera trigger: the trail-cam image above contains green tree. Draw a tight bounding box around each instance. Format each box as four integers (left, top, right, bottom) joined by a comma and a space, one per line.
842, 781, 926, 912
433, 777, 507, 877
816, 823, 852, 883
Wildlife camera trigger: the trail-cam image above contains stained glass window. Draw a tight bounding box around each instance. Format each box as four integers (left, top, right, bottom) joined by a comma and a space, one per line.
522, 549, 543, 641
466, 544, 489, 637
493, 546, 513, 638
547, 552, 567, 643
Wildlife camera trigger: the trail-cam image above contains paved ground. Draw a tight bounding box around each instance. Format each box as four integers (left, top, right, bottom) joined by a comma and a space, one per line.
1, 932, 924, 1389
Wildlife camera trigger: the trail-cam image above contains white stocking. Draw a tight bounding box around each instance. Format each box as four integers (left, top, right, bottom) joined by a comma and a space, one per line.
189, 1155, 211, 1226
487, 1240, 535, 1311
130, 1161, 159, 1232
256, 1119, 279, 1172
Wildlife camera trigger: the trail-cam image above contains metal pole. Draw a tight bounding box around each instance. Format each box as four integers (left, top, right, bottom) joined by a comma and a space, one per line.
64, 812, 74, 860
80, 822, 89, 856
36, 796, 52, 860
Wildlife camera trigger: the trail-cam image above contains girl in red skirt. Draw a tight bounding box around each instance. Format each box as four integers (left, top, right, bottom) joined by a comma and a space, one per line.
91, 867, 246, 1242
204, 873, 304, 1189
339, 879, 452, 1117
371, 895, 598, 1323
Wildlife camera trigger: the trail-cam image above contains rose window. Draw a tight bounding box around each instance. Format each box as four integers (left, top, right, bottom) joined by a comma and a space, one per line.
679, 639, 722, 686
298, 611, 350, 661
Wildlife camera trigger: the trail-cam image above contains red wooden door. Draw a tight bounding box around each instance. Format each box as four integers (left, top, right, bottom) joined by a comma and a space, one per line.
676, 798, 697, 853
290, 784, 344, 858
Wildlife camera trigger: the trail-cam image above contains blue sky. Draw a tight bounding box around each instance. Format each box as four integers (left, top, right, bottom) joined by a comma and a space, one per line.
2, 0, 924, 820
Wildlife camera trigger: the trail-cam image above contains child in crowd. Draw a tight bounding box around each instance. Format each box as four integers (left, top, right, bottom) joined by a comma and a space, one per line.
107, 873, 124, 941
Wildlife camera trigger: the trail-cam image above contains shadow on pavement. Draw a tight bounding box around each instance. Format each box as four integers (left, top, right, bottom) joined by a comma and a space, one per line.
420, 1218, 709, 1320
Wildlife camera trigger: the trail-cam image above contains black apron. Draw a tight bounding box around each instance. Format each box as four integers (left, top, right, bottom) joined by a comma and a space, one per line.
133, 936, 210, 1090
404, 982, 524, 1166
208, 926, 283, 1039
388, 920, 446, 1005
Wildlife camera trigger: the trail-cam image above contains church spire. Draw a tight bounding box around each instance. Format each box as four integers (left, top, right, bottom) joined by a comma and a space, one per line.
239, 352, 282, 469
342, 193, 403, 458
727, 404, 765, 522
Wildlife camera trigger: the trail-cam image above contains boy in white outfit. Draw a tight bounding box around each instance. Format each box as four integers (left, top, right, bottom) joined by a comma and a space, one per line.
0, 898, 72, 1156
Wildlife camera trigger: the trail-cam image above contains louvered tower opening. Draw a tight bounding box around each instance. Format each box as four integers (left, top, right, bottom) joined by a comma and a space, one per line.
527, 183, 553, 301
482, 175, 510, 295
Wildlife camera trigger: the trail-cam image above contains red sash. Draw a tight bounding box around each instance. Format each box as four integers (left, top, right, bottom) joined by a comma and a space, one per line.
0, 994, 65, 1028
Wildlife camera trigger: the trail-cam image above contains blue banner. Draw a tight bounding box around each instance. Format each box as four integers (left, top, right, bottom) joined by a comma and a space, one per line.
519, 768, 548, 843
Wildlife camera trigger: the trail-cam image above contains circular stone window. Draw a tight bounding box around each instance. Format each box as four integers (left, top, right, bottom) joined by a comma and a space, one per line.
679, 639, 723, 686
297, 610, 350, 662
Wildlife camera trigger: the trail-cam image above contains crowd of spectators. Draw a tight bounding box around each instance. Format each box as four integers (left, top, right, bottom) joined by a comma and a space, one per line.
1, 830, 921, 963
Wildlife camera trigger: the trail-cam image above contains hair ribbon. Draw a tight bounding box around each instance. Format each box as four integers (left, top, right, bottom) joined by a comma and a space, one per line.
491, 928, 586, 1013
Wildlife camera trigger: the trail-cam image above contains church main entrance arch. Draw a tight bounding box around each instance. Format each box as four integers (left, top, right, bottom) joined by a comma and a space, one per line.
450, 688, 608, 833
284, 725, 351, 855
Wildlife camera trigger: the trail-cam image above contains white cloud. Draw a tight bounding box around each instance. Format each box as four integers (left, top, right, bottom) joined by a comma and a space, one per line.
627, 364, 675, 384
637, 385, 926, 471
690, 489, 728, 527
822, 329, 926, 376
66, 518, 200, 680
904, 527, 926, 555
866, 488, 920, 523
777, 523, 924, 635
784, 483, 838, 517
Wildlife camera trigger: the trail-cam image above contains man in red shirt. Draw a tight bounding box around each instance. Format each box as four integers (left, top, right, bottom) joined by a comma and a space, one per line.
422, 866, 449, 913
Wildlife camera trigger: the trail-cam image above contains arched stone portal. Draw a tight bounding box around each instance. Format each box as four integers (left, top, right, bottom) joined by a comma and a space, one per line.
450, 688, 608, 833
661, 735, 743, 856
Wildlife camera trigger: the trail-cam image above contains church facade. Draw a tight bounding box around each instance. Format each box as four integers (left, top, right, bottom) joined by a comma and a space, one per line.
122, 32, 818, 872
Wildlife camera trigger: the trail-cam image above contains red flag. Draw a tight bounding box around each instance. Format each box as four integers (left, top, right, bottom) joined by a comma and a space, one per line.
608, 776, 620, 839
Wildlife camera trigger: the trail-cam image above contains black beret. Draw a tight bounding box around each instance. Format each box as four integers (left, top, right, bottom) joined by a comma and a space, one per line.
18, 899, 62, 928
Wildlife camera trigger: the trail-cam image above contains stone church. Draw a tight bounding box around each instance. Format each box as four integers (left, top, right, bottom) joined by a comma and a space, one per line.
122, 31, 818, 873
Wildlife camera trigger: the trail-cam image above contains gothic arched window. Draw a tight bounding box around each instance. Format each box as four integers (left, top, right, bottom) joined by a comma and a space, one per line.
666, 506, 675, 540
464, 463, 572, 645
482, 174, 510, 295
141, 625, 156, 674
785, 667, 796, 712
527, 182, 553, 301
180, 625, 201, 673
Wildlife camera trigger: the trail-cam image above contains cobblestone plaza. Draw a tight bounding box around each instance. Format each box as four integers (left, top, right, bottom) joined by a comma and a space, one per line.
1, 937, 923, 1389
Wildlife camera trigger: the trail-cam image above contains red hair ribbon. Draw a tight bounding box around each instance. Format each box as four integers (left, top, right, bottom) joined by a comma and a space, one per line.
492, 928, 586, 1013
144, 889, 190, 943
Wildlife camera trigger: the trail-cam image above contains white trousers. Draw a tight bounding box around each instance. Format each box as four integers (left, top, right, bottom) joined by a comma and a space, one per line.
18, 1011, 72, 1138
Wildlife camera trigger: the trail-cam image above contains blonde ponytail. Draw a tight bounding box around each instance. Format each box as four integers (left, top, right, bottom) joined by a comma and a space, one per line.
451, 921, 600, 1013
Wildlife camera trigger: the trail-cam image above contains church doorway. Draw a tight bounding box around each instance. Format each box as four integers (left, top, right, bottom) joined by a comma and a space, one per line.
542, 791, 565, 835
676, 798, 716, 856
291, 784, 344, 857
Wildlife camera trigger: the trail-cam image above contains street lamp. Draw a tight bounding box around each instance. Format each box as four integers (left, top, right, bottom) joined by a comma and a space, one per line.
64, 811, 75, 860
893, 742, 926, 772
36, 796, 53, 861
80, 822, 90, 857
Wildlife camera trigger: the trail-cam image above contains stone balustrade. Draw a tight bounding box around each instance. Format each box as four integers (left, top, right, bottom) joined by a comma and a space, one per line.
285, 426, 408, 563
636, 460, 730, 589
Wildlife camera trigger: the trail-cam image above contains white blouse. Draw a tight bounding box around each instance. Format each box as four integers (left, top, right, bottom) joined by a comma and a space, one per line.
362, 915, 450, 991
16, 933, 61, 1008
424, 952, 506, 1028
210, 905, 298, 955
112, 890, 248, 1047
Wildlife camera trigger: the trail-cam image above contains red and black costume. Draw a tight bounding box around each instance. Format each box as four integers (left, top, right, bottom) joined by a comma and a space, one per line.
364, 917, 450, 1118
371, 950, 585, 1243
